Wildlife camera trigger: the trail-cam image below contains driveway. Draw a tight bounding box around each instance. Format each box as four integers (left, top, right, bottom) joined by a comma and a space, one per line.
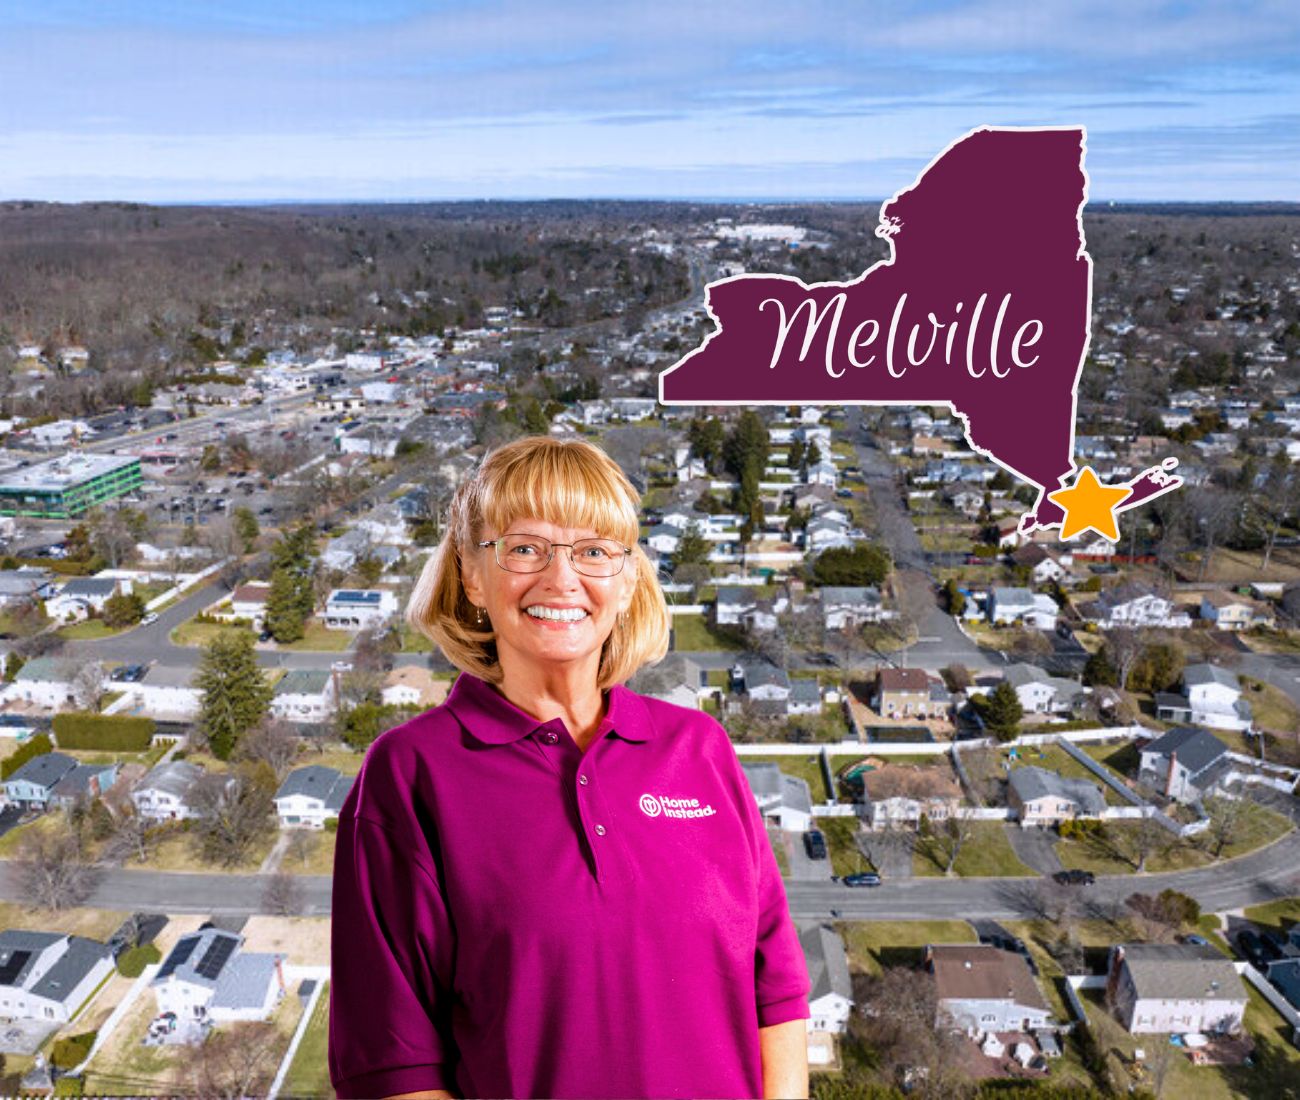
1003, 823, 1063, 875
858, 831, 914, 880
782, 829, 834, 882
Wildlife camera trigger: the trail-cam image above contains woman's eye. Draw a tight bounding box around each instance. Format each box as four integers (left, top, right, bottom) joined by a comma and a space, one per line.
582, 546, 609, 559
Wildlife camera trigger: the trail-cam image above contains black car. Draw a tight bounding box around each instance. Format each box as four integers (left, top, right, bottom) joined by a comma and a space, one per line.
1237, 929, 1265, 967
979, 932, 1038, 975
1053, 869, 1096, 886
803, 830, 828, 860
1261, 931, 1288, 961
843, 872, 882, 888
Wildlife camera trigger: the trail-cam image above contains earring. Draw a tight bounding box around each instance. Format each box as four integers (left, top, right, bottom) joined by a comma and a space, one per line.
475, 607, 485, 624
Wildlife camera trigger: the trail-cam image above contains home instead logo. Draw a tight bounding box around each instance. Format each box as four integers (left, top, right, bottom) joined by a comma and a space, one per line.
639, 793, 717, 820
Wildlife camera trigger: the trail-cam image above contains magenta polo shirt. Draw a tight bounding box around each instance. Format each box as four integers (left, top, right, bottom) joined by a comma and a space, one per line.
328, 672, 810, 1100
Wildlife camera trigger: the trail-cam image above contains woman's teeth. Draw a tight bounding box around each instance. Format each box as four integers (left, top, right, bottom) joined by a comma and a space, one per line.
525, 606, 588, 622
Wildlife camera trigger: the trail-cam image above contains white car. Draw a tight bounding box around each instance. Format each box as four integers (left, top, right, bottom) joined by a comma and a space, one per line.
140, 612, 159, 626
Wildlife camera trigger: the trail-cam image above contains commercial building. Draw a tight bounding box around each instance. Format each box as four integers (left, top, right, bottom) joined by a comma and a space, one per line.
0, 454, 142, 518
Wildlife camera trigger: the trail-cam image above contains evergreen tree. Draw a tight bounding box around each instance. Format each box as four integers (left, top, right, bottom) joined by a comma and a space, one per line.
943, 578, 966, 617
982, 681, 1024, 742
787, 437, 806, 471
196, 633, 272, 761
722, 411, 770, 482
103, 591, 145, 628
232, 507, 260, 553
687, 417, 725, 472
805, 440, 821, 468
1083, 648, 1118, 687
670, 522, 711, 570
264, 568, 306, 643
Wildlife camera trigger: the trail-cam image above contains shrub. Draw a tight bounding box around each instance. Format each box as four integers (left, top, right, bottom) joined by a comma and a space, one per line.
324, 817, 339, 833
52, 713, 155, 752
49, 1031, 97, 1070
0, 733, 54, 779
116, 943, 162, 978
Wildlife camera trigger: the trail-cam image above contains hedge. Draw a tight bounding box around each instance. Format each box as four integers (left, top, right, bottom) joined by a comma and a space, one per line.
52, 713, 156, 752
49, 1031, 97, 1070
0, 732, 54, 779
117, 943, 162, 978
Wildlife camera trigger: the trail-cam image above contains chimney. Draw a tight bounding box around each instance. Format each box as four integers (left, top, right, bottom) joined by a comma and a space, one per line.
1165, 750, 1177, 798
274, 955, 287, 994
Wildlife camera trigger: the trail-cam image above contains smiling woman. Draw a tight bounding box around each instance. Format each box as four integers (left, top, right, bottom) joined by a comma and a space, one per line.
328, 435, 810, 1100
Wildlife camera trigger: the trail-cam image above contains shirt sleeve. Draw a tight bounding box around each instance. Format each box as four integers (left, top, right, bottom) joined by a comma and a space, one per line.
328, 810, 458, 1099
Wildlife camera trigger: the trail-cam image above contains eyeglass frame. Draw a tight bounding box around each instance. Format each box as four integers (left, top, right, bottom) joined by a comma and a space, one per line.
476, 534, 634, 576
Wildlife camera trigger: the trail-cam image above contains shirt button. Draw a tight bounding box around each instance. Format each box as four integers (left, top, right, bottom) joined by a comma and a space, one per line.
594, 824, 606, 836
541, 731, 559, 745
578, 774, 589, 786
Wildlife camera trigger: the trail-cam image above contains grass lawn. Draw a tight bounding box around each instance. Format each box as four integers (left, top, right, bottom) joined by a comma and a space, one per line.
171, 618, 257, 647
743, 754, 834, 801
139, 823, 280, 873
914, 821, 1035, 877
278, 619, 354, 652
768, 826, 789, 877
838, 919, 975, 975
0, 811, 62, 857
1080, 740, 1142, 781
294, 746, 366, 776
670, 613, 736, 652
815, 816, 872, 878
1008, 743, 1131, 806
0, 901, 124, 941
1240, 677, 1300, 732
281, 829, 337, 876
397, 625, 433, 653
1243, 896, 1300, 934
281, 983, 333, 1099
56, 619, 127, 641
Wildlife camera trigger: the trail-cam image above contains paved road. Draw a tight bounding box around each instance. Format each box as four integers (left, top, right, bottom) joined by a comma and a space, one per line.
7, 824, 1297, 921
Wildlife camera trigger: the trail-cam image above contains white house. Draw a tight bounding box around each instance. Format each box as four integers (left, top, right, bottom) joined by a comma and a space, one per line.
928, 945, 1053, 1034
1138, 726, 1230, 802
1080, 583, 1191, 629
43, 577, 129, 623
1106, 944, 1246, 1035
1155, 663, 1252, 733
988, 587, 1057, 629
132, 760, 206, 822
4, 656, 79, 709
152, 927, 286, 1027
323, 588, 400, 630
801, 924, 853, 1059
0, 931, 114, 1023
859, 764, 961, 830
1199, 591, 1275, 631
381, 667, 448, 709
740, 762, 813, 832
125, 665, 202, 720
273, 765, 354, 829
1002, 664, 1084, 715
821, 586, 889, 629
270, 670, 337, 724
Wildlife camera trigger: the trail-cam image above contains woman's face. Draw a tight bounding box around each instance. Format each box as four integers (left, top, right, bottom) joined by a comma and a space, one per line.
461, 516, 636, 682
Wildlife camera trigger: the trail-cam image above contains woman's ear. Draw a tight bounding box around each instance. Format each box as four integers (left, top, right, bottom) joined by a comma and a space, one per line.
460, 544, 485, 609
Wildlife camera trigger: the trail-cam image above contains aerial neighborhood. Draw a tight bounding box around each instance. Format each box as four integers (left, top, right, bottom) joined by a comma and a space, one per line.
0, 202, 1296, 1097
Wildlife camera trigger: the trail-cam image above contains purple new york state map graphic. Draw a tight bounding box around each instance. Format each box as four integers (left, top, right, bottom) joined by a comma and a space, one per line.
659, 126, 1182, 535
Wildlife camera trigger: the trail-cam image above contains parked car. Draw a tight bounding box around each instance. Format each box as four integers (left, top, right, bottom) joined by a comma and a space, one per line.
843, 873, 882, 888
979, 931, 1038, 975
1181, 934, 1210, 947
1261, 931, 1288, 961
1053, 869, 1096, 886
803, 830, 828, 860
140, 612, 159, 626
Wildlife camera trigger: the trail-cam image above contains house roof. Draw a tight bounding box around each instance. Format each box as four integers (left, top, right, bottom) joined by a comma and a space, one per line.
991, 586, 1035, 606
29, 935, 112, 1004
1008, 766, 1105, 815
51, 762, 115, 800
1143, 726, 1229, 776
800, 924, 853, 1003
1116, 944, 1245, 1002
327, 589, 384, 607
139, 760, 204, 798
0, 930, 63, 987
819, 586, 880, 605
231, 583, 271, 604
275, 669, 332, 697
735, 658, 790, 691
57, 577, 117, 598
152, 928, 242, 989
275, 765, 353, 810
789, 679, 822, 704
1183, 663, 1240, 690
6, 751, 78, 791
13, 656, 70, 683
929, 944, 1049, 1011
209, 952, 281, 1010
739, 763, 813, 816
863, 764, 960, 802
878, 667, 929, 693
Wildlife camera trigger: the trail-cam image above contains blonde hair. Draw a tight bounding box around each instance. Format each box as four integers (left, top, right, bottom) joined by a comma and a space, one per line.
407, 435, 670, 689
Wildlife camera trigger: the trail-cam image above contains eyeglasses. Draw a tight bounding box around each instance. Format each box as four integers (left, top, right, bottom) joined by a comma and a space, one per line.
478, 534, 633, 577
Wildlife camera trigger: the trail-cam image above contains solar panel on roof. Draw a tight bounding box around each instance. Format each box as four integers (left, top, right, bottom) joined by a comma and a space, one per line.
195, 935, 236, 980
0, 950, 31, 986
156, 935, 199, 980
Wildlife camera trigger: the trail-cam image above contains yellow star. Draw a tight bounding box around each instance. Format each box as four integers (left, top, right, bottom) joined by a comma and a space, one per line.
1048, 466, 1132, 542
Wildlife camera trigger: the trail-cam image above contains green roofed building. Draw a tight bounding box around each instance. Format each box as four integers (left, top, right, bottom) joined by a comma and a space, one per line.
0, 454, 143, 518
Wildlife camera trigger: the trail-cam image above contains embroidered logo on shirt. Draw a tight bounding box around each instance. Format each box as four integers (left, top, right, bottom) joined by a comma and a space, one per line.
639, 793, 717, 820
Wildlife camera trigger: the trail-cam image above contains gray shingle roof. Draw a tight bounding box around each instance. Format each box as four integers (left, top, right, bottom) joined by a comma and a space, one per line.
1117, 943, 1245, 1002
275, 669, 332, 697
801, 924, 853, 1003
6, 752, 78, 791
1144, 726, 1229, 777
209, 953, 280, 1010
0, 930, 62, 987
1183, 662, 1240, 690
740, 763, 813, 816
152, 928, 242, 990
275, 765, 353, 810
139, 760, 204, 798
29, 936, 111, 1003
1009, 766, 1105, 815
58, 578, 117, 598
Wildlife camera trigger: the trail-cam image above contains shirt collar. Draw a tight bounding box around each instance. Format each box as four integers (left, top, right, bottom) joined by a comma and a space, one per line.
444, 673, 656, 745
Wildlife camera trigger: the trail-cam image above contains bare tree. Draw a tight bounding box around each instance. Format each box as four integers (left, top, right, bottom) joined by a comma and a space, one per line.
1203, 792, 1251, 859
186, 1021, 283, 1100
262, 871, 306, 916
919, 814, 973, 876
855, 965, 970, 1098
69, 660, 107, 712
188, 769, 275, 868
13, 829, 100, 910
1104, 628, 1143, 692
236, 718, 302, 781
100, 812, 161, 867
286, 829, 318, 868
1111, 814, 1170, 873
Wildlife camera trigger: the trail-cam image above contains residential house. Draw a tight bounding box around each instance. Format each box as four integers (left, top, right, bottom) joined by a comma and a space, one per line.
228, 583, 272, 626
1009, 544, 1071, 586
730, 658, 792, 718
273, 765, 354, 829
2, 751, 79, 810
740, 762, 813, 832
1155, 664, 1252, 733
49, 761, 119, 811
380, 667, 448, 710
1003, 664, 1085, 715
1105, 943, 1246, 1034
323, 588, 399, 630
873, 668, 932, 719
628, 654, 708, 710
801, 924, 854, 1055
821, 586, 888, 629
0, 569, 57, 606
271, 670, 337, 724
44, 577, 128, 623
0, 930, 115, 1023
788, 679, 823, 716
858, 764, 961, 830
1266, 930, 1300, 1010
126, 665, 203, 720
152, 927, 286, 1026
132, 760, 206, 822
1200, 591, 1275, 631
1079, 583, 1191, 629
1007, 766, 1105, 827
1138, 726, 1231, 802
927, 944, 1054, 1033
989, 587, 1058, 629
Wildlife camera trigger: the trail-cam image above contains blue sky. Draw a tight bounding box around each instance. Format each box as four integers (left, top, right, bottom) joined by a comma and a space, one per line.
2, 1, 1297, 202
